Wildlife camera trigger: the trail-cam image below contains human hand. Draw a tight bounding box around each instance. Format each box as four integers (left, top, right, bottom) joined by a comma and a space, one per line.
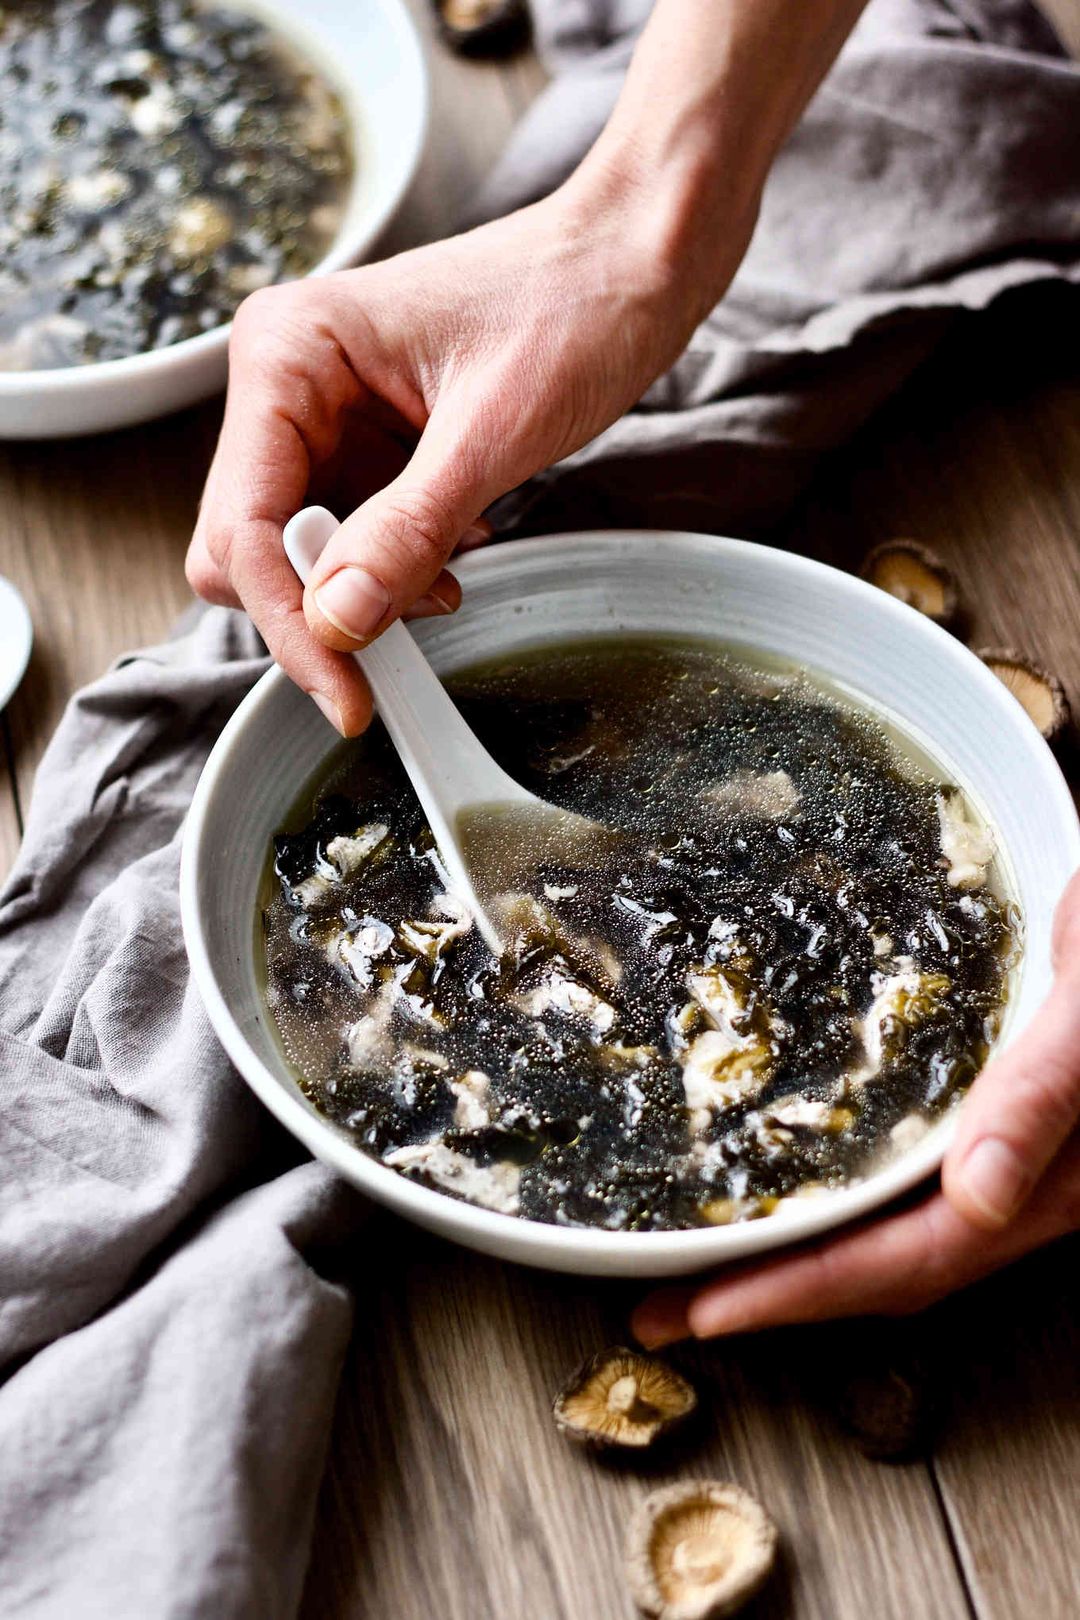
633, 867, 1080, 1348
186, 165, 756, 736
186, 0, 875, 737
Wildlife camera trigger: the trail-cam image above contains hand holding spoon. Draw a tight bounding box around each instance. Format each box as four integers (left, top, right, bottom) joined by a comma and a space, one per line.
283, 506, 617, 955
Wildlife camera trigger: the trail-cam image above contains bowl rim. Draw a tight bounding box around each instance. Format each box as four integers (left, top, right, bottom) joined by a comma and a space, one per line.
181, 528, 1080, 1268
0, 0, 429, 398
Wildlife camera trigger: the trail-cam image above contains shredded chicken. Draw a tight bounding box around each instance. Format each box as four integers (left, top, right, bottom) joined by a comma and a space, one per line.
681, 1030, 771, 1128
333, 916, 394, 987
449, 1070, 492, 1130
677, 964, 779, 1128
326, 825, 390, 876
383, 1141, 520, 1215
515, 969, 617, 1035
850, 968, 950, 1084
293, 823, 389, 907
702, 769, 801, 821
765, 1096, 850, 1131
936, 789, 994, 889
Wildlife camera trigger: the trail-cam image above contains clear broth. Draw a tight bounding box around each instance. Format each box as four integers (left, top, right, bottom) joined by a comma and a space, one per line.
262, 638, 1019, 1232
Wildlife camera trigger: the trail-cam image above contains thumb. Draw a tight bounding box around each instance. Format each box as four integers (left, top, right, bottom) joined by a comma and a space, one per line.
303, 418, 498, 650
942, 867, 1080, 1230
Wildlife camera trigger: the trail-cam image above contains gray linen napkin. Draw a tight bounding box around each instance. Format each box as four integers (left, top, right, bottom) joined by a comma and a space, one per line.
0, 614, 364, 1618
1, 2, 1078, 1615
476, 0, 1080, 536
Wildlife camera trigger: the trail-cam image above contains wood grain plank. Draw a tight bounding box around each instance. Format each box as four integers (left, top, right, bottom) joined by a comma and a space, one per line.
932, 1238, 1080, 1620
499, 35, 551, 116
302, 1225, 970, 1620
0, 402, 219, 844
1039, 0, 1080, 56
782, 301, 1080, 714
0, 798, 19, 878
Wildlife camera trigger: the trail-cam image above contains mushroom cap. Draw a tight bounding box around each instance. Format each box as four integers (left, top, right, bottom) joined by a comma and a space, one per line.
861, 540, 959, 627
625, 1481, 778, 1620
838, 1363, 931, 1460
552, 1347, 697, 1448
976, 647, 1071, 743
436, 0, 529, 56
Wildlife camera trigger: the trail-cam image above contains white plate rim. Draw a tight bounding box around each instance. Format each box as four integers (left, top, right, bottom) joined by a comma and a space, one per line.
0, 575, 33, 711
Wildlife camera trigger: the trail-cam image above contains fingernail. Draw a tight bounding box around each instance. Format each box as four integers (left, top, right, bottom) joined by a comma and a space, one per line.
309, 691, 345, 735
631, 1296, 690, 1350
958, 1136, 1030, 1225
314, 567, 391, 643
410, 589, 456, 618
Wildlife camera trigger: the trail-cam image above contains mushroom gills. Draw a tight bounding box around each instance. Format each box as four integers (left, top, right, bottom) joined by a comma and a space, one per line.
977, 647, 1071, 744
625, 1481, 778, 1620
552, 1347, 697, 1448
382, 1139, 520, 1214
435, 0, 529, 56
861, 540, 959, 627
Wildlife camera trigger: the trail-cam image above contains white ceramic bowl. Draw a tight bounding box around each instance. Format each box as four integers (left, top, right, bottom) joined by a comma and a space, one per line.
181, 531, 1080, 1276
0, 0, 427, 440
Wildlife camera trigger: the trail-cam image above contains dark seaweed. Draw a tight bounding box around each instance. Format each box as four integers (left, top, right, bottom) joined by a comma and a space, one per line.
263, 641, 1017, 1232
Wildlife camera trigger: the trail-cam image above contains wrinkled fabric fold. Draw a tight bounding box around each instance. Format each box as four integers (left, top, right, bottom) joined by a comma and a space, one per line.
474, 0, 1080, 535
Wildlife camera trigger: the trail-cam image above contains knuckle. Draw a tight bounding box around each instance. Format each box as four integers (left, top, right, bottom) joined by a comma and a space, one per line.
228, 282, 306, 362
1013, 1058, 1080, 1139
377, 487, 457, 569
184, 542, 222, 602
228, 287, 274, 356
198, 520, 233, 575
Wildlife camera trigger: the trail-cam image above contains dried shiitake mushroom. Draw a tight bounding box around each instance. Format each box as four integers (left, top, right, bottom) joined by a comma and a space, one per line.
861, 540, 959, 627
837, 1362, 933, 1461
434, 0, 529, 55
625, 1481, 778, 1620
977, 647, 1071, 744
552, 1347, 697, 1449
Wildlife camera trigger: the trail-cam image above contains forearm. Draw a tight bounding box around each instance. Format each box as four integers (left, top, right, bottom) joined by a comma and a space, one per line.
564, 0, 869, 319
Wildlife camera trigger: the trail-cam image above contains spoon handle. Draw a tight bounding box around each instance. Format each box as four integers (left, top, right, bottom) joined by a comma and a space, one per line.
282, 506, 523, 946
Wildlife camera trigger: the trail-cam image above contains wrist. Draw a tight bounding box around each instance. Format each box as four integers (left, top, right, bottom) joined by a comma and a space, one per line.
557, 127, 764, 335
556, 0, 867, 329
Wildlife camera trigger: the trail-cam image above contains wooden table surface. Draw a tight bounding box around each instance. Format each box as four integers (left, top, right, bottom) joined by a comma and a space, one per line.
2, 5, 1078, 1617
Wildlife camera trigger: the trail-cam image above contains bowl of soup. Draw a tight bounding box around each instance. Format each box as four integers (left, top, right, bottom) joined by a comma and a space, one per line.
0, 0, 427, 437
181, 531, 1080, 1276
